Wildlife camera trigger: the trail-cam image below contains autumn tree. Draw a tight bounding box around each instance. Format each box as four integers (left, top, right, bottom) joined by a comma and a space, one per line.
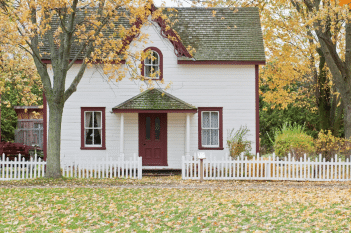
0, 0, 167, 178
282, 0, 351, 138
0, 44, 42, 141
257, 0, 344, 136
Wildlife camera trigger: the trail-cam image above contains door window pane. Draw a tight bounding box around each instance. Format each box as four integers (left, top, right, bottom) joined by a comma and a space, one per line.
155, 117, 161, 140
146, 117, 151, 140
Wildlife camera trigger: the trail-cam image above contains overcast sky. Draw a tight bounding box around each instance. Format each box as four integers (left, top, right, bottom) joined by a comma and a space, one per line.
153, 0, 191, 7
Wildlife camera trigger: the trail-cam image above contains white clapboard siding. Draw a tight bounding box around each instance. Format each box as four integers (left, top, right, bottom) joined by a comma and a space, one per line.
61, 153, 142, 179
0, 153, 46, 180
57, 22, 257, 168
182, 153, 351, 181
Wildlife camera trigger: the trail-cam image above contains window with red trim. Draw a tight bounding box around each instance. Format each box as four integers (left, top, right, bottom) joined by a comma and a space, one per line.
141, 47, 163, 80
198, 107, 223, 150
81, 107, 106, 150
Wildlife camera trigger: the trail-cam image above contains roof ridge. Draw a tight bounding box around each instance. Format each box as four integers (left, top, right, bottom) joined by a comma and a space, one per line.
112, 88, 197, 110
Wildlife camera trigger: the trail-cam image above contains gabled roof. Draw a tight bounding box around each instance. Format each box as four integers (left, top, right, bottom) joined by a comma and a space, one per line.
40, 7, 265, 63
171, 7, 265, 62
112, 89, 197, 113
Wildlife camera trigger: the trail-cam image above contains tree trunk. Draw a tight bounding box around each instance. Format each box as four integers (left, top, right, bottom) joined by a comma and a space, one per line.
331, 97, 343, 136
316, 48, 331, 131
344, 103, 351, 139
46, 102, 64, 178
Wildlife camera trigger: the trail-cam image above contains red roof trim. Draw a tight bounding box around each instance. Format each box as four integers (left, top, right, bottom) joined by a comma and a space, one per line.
255, 65, 260, 154
178, 60, 266, 65
113, 109, 197, 113
41, 5, 192, 63
41, 59, 126, 65
151, 5, 191, 58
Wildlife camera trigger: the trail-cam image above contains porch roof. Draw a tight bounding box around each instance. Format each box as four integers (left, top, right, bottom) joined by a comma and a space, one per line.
112, 89, 197, 113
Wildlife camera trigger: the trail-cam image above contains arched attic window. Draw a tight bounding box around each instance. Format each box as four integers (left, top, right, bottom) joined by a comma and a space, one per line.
141, 47, 163, 80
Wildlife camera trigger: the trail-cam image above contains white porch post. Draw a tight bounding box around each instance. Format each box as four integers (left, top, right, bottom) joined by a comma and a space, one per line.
120, 113, 124, 157
185, 113, 191, 157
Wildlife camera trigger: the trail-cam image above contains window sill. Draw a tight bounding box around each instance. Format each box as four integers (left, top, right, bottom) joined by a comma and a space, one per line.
80, 147, 106, 150
198, 147, 224, 150
145, 77, 162, 81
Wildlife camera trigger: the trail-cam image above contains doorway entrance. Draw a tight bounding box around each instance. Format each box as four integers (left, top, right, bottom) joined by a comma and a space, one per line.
138, 113, 167, 166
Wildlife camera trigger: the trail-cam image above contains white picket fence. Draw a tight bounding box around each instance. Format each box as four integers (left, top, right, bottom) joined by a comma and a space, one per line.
61, 153, 142, 179
182, 153, 351, 181
0, 153, 46, 180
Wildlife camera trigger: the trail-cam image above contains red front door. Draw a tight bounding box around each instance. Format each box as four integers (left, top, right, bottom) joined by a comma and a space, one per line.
139, 113, 167, 166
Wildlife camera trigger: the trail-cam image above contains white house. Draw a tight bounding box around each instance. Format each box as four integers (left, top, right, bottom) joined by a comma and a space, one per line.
42, 7, 265, 169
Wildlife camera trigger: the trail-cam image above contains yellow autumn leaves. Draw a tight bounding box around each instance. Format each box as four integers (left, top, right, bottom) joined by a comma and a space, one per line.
1, 184, 351, 232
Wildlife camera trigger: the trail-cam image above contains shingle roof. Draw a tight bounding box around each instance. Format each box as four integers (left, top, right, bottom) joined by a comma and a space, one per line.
40, 9, 130, 60
172, 7, 265, 61
40, 7, 265, 62
112, 89, 197, 110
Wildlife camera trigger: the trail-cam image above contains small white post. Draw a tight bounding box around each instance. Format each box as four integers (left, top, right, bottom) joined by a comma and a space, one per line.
120, 113, 125, 157
185, 113, 191, 157
138, 155, 142, 179
182, 156, 185, 179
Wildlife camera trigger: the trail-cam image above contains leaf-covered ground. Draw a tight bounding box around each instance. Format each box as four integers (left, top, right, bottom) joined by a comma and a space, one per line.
1, 177, 351, 232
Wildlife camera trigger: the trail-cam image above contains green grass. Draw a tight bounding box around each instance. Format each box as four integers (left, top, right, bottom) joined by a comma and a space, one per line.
1, 178, 351, 232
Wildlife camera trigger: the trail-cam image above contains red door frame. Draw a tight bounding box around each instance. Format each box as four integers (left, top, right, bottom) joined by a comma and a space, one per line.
138, 113, 168, 166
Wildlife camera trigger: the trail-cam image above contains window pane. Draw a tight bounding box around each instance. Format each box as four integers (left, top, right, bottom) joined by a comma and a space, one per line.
94, 112, 102, 128
154, 66, 159, 77
94, 129, 101, 145
155, 117, 160, 140
146, 117, 151, 140
85, 129, 93, 145
85, 112, 92, 127
202, 129, 210, 146
211, 129, 219, 145
145, 56, 151, 65
211, 112, 219, 128
145, 65, 151, 77
153, 51, 159, 65
202, 112, 210, 128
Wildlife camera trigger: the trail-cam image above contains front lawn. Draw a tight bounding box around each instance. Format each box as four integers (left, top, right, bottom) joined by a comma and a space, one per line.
1, 179, 351, 232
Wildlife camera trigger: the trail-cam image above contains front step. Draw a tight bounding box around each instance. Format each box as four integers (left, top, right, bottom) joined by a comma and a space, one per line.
142, 170, 181, 176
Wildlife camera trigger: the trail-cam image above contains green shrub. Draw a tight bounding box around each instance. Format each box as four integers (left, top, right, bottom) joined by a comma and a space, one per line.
227, 126, 252, 159
274, 122, 314, 159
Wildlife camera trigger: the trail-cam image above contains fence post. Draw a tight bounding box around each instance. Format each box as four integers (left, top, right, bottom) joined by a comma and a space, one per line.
138, 155, 142, 179
182, 156, 185, 179
200, 158, 204, 182
266, 161, 271, 179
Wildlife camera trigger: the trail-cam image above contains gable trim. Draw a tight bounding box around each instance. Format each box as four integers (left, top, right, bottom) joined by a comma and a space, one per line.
41, 59, 126, 64
113, 109, 197, 113
151, 5, 191, 58
178, 60, 266, 65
